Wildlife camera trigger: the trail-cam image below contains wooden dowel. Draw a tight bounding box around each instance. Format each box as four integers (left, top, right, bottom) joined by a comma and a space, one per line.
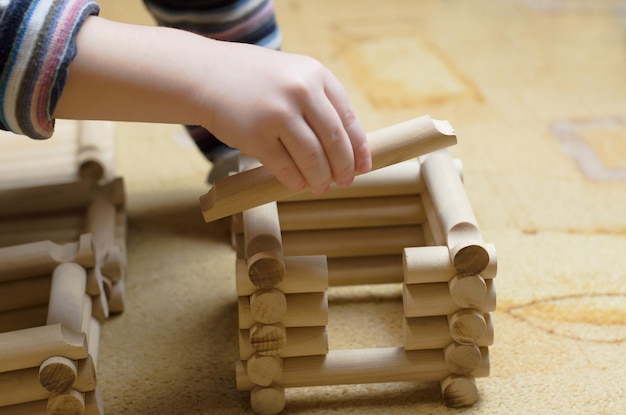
443, 342, 482, 375
47, 263, 87, 333
420, 150, 489, 275
403, 244, 497, 285
0, 178, 125, 219
236, 347, 489, 391
249, 289, 288, 324
250, 385, 286, 415
86, 197, 116, 263
328, 255, 403, 286
106, 278, 126, 314
74, 356, 97, 393
282, 225, 426, 259
420, 192, 445, 246
239, 292, 328, 329
0, 389, 102, 415
440, 375, 478, 408
249, 323, 287, 356
246, 354, 283, 387
47, 388, 85, 415
243, 202, 286, 289
77, 121, 116, 182
0, 275, 51, 312
0, 324, 88, 374
448, 274, 487, 309
403, 279, 496, 318
403, 313, 493, 351
200, 115, 457, 222
236, 256, 328, 296
274, 195, 425, 231
87, 318, 101, 371
38, 356, 78, 393
448, 309, 492, 346
0, 213, 84, 235
0, 229, 82, 248
239, 326, 328, 360
0, 366, 49, 406
283, 161, 424, 202
100, 243, 125, 282
0, 304, 48, 333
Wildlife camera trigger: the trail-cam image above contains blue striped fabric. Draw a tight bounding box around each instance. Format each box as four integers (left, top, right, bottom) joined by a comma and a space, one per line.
0, 0, 99, 139
143, 0, 282, 49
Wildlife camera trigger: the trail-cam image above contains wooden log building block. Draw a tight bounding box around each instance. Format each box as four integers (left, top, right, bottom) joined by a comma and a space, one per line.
420, 150, 489, 275
38, 356, 78, 394
282, 225, 426, 259
243, 202, 286, 289
403, 244, 497, 285
273, 195, 425, 231
443, 343, 483, 375
0, 178, 125, 219
200, 115, 457, 222
448, 274, 488, 309
249, 323, 287, 356
448, 309, 493, 346
0, 275, 51, 313
236, 347, 489, 391
403, 312, 493, 351
0, 389, 103, 415
403, 279, 496, 318
236, 256, 328, 296
239, 326, 328, 360
2, 238, 75, 275
440, 375, 479, 408
0, 213, 84, 240
328, 255, 403, 286
86, 197, 116, 263
105, 278, 126, 314
246, 354, 283, 387
239, 292, 328, 329
249, 289, 288, 324
47, 388, 85, 415
0, 359, 95, 407
283, 161, 425, 202
0, 305, 48, 333
77, 121, 116, 183
0, 324, 88, 373
87, 318, 101, 371
100, 243, 125, 282
250, 384, 286, 415
47, 263, 87, 333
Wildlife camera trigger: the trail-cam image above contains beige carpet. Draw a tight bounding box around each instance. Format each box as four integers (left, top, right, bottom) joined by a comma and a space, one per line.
97, 0, 626, 413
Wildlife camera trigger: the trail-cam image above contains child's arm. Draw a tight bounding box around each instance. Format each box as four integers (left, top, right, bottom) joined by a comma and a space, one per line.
54, 16, 372, 194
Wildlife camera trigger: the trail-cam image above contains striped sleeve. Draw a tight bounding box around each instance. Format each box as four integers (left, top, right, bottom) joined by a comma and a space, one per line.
0, 0, 100, 139
143, 0, 281, 49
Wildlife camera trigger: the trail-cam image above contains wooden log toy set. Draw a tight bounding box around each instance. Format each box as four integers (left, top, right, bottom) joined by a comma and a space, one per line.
0, 121, 127, 415
200, 115, 498, 414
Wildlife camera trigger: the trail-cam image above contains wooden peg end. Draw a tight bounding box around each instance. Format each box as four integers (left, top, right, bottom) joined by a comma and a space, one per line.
450, 241, 489, 275
246, 355, 283, 387
441, 375, 478, 408
248, 252, 285, 289
250, 385, 286, 415
448, 275, 487, 309
39, 356, 78, 394
250, 323, 287, 356
448, 309, 487, 345
250, 289, 288, 324
47, 389, 85, 415
444, 343, 482, 375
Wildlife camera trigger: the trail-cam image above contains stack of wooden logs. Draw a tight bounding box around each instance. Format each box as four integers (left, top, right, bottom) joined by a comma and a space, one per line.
0, 120, 126, 415
229, 149, 497, 414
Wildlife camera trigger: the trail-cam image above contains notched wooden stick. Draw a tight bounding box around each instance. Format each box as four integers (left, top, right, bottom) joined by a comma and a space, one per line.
199, 115, 457, 222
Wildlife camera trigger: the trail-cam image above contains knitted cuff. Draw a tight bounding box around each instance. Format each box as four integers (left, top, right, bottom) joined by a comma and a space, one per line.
0, 0, 100, 139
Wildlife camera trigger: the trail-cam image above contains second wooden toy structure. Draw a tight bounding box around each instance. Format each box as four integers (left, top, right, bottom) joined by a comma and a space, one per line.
200, 116, 498, 415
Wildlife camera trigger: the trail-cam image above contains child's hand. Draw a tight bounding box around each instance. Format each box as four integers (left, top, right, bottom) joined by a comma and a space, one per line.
200, 42, 372, 194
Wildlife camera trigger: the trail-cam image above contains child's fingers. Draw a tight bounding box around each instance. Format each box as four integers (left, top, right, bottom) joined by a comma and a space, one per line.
276, 119, 333, 194
302, 90, 357, 187
322, 73, 371, 175
254, 139, 308, 193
